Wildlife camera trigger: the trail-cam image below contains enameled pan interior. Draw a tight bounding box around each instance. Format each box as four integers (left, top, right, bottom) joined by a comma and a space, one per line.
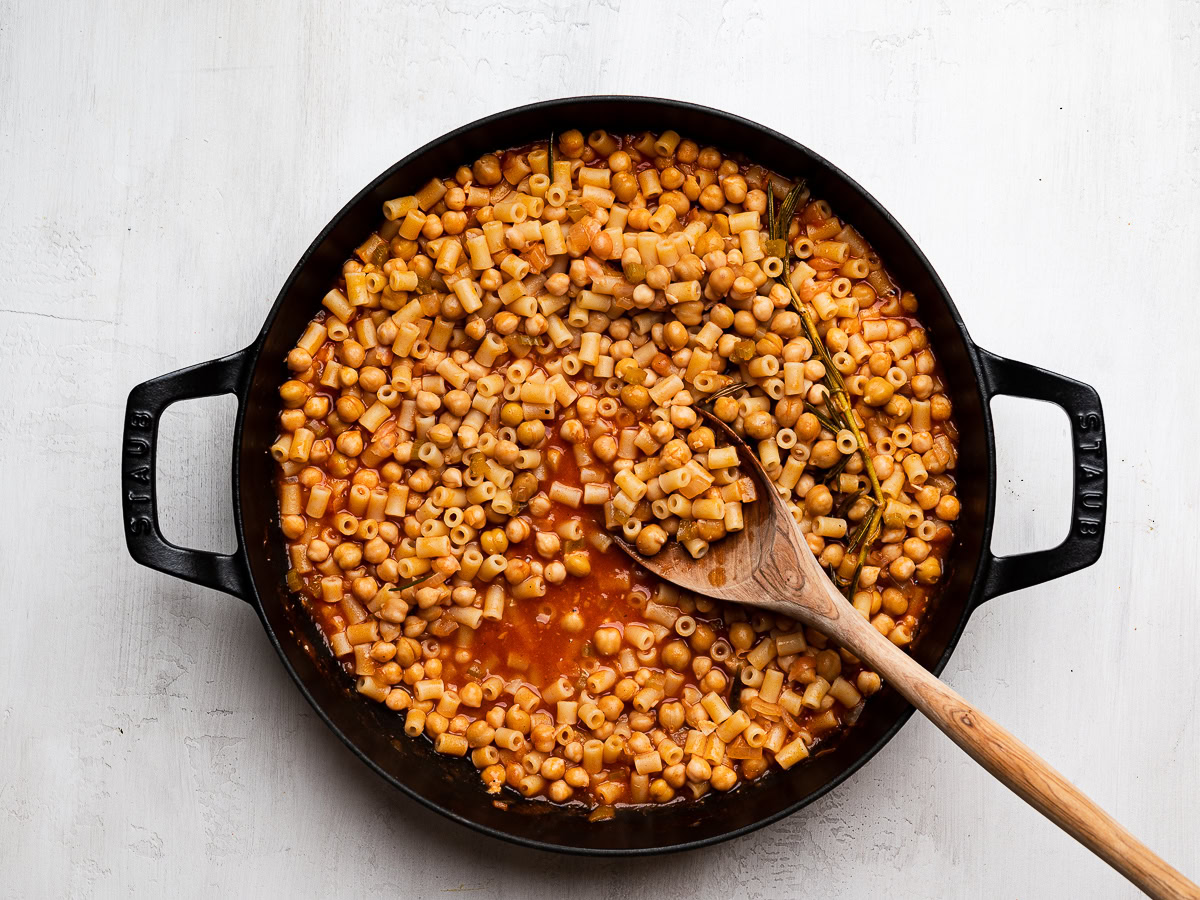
233, 98, 992, 853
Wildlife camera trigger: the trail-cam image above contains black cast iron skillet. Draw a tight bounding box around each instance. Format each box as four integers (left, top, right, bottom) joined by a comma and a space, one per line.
121, 96, 1108, 854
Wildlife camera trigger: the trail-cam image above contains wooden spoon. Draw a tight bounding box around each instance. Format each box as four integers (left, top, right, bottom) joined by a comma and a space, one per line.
611, 408, 1197, 899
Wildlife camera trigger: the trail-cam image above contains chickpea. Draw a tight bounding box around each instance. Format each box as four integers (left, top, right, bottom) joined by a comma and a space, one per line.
516, 420, 545, 446
726, 622, 754, 652
636, 524, 668, 556
597, 695, 624, 721
689, 623, 716, 653
558, 129, 585, 157
815, 648, 842, 681
886, 394, 912, 420
535, 531, 561, 559
787, 414, 818, 445
614, 678, 638, 702
493, 439, 520, 466
279, 408, 306, 432
658, 701, 686, 731
356, 366, 385, 393
363, 536, 390, 564
540, 756, 566, 782
700, 669, 727, 694
804, 484, 834, 517
620, 384, 651, 411
661, 640, 692, 672
712, 396, 739, 422
433, 388, 467, 416
504, 560, 531, 589
857, 671, 882, 696
743, 410, 776, 440
302, 395, 330, 420
629, 712, 656, 732
280, 515, 306, 540
686, 757, 713, 784
464, 720, 495, 749
607, 149, 632, 172
625, 207, 651, 232
809, 440, 841, 468
500, 402, 523, 427
305, 539, 331, 564
931, 394, 953, 420
889, 556, 916, 581
336, 394, 366, 423
593, 435, 618, 462
511, 472, 539, 503
696, 183, 725, 212
881, 588, 909, 616
612, 171, 639, 203
407, 469, 434, 494
505, 706, 531, 734
564, 551, 591, 577
863, 377, 895, 407
279, 380, 309, 408
333, 542, 362, 570
559, 418, 586, 444
732, 309, 758, 336
286, 348, 312, 372
335, 430, 363, 457
910, 374, 934, 399
936, 495, 961, 521
708, 266, 735, 296
661, 321, 688, 352
420, 214, 443, 240
721, 174, 748, 204
473, 154, 501, 185
649, 779, 675, 803
480, 528, 509, 555
352, 576, 377, 601
903, 537, 931, 563
593, 626, 622, 656
710, 765, 738, 791
338, 340, 366, 368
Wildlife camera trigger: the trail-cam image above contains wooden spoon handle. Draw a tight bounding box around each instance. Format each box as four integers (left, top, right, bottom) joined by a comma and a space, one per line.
822, 601, 1199, 899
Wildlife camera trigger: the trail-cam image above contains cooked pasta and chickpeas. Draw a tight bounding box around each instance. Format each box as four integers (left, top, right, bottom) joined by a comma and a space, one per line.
272, 128, 959, 813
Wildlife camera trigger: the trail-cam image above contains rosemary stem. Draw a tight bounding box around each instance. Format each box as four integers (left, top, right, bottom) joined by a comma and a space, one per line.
770, 182, 885, 599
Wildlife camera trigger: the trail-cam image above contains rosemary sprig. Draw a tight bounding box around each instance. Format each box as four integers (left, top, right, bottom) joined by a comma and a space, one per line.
822, 453, 852, 484
846, 546, 869, 600
770, 181, 803, 245
703, 380, 750, 405
771, 184, 883, 498
835, 489, 864, 519
767, 188, 776, 246
803, 400, 841, 436
389, 573, 434, 593
845, 505, 883, 601
825, 458, 854, 494
770, 182, 886, 598
846, 506, 881, 555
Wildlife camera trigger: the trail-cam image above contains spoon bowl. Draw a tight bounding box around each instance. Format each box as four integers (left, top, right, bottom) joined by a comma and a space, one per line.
611, 407, 859, 631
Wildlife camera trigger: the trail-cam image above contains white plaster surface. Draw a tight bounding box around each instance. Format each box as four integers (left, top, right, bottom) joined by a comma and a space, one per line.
2, 1, 1198, 896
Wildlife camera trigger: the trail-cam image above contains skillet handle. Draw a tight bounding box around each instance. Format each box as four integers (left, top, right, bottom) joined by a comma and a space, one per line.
974, 348, 1107, 602
122, 348, 254, 602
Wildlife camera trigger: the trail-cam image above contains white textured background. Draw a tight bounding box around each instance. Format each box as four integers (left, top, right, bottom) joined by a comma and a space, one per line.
2, 1, 1198, 897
